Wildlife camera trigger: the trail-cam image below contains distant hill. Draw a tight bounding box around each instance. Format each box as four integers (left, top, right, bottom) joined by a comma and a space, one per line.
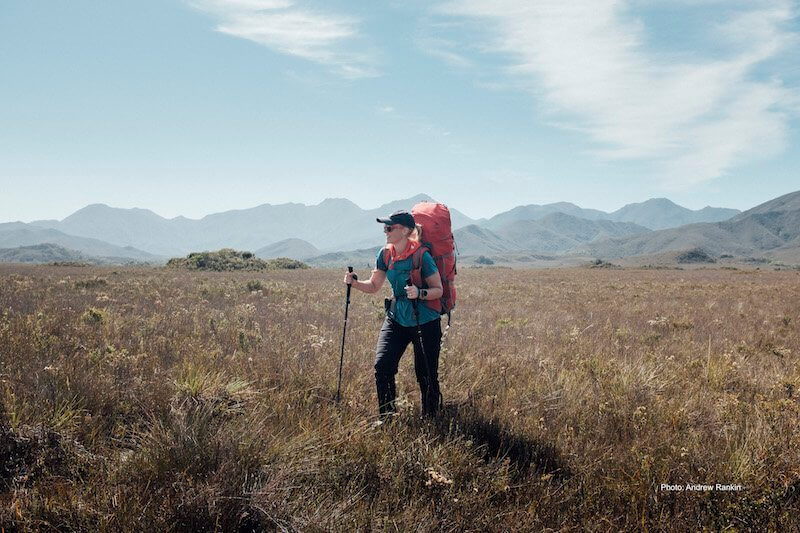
582, 190, 800, 260
305, 247, 380, 269
0, 243, 90, 264
57, 204, 186, 254
255, 238, 320, 260
579, 223, 739, 258
607, 198, 739, 230
483, 198, 738, 231
0, 243, 160, 265
503, 213, 649, 251
483, 202, 608, 229
0, 223, 162, 262
453, 225, 520, 255
456, 213, 649, 255
727, 189, 800, 220
494, 219, 576, 253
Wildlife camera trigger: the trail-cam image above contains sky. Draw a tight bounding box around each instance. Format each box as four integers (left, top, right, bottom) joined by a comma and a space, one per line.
1, 0, 799, 222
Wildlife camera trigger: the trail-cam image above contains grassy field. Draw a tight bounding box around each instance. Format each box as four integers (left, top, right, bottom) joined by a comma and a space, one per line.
1, 264, 799, 531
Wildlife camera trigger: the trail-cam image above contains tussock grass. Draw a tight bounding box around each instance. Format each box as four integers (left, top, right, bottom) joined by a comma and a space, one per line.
0, 264, 798, 530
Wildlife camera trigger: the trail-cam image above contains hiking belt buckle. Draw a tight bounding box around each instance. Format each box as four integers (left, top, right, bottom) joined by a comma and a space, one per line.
384, 297, 401, 318
384, 297, 396, 318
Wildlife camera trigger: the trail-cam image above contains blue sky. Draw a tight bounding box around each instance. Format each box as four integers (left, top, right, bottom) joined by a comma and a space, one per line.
1, 0, 799, 222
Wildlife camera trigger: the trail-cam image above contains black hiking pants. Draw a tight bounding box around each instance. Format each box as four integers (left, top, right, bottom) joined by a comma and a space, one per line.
374, 315, 442, 417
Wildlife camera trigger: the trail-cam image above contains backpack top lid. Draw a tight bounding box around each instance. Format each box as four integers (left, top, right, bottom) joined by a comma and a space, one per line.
411, 202, 453, 250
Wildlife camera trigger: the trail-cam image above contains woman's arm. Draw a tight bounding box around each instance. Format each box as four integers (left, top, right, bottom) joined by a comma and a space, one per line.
421, 271, 443, 300
345, 269, 387, 294
405, 270, 443, 300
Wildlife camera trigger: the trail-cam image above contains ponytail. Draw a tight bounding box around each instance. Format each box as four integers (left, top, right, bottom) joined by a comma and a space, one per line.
410, 223, 423, 242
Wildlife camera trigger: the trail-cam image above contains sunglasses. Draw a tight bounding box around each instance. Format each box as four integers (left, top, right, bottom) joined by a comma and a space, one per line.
383, 225, 402, 233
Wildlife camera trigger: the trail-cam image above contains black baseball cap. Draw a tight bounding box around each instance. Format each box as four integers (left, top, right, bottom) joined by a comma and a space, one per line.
376, 209, 415, 229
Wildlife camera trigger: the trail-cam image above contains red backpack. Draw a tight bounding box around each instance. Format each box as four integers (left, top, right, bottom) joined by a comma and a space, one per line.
383, 202, 457, 318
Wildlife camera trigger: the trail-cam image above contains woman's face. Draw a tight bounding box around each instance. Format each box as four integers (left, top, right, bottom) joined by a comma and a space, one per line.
383, 224, 409, 244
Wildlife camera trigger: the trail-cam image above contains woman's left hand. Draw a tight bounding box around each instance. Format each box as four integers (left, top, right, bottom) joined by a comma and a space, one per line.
405, 284, 419, 299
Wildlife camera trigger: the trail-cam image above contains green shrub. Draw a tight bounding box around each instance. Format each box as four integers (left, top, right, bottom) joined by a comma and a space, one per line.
246, 280, 263, 292
167, 250, 308, 271
677, 248, 716, 263
264, 257, 308, 270
82, 307, 106, 325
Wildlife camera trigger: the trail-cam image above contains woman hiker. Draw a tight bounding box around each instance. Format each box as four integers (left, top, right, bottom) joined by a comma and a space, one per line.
343, 209, 443, 421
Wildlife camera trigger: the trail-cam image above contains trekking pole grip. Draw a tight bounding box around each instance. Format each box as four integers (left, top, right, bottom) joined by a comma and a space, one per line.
346, 266, 356, 303
406, 278, 419, 314
405, 278, 413, 293
345, 266, 358, 304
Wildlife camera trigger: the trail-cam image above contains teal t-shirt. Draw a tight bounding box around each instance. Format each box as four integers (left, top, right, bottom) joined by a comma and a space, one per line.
377, 246, 440, 327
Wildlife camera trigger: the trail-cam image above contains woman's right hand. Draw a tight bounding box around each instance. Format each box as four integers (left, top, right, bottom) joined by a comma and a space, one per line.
344, 271, 357, 285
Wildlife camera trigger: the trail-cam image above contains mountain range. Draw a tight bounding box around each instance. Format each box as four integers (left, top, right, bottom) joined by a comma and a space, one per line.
0, 222, 159, 262
580, 190, 800, 263
0, 243, 146, 265
25, 194, 473, 256
1, 191, 798, 266
480, 198, 739, 230
455, 214, 651, 255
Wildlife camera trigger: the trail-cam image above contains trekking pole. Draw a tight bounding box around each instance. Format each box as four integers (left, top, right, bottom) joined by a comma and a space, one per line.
336, 266, 357, 404
407, 279, 436, 414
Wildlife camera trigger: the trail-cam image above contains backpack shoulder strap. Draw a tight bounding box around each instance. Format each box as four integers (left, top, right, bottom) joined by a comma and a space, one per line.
411, 244, 430, 270
382, 246, 392, 270
410, 244, 430, 288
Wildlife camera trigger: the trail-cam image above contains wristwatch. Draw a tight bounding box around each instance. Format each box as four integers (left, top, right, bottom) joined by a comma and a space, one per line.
421, 289, 428, 300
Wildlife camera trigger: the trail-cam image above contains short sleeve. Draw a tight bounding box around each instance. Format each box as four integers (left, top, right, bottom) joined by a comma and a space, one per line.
376, 247, 388, 271
421, 251, 438, 278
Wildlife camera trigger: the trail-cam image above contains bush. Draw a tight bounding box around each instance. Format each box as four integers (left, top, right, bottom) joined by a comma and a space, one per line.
676, 248, 716, 264
475, 255, 494, 265
264, 257, 308, 270
246, 280, 263, 292
168, 250, 309, 271
82, 307, 107, 325
587, 258, 621, 269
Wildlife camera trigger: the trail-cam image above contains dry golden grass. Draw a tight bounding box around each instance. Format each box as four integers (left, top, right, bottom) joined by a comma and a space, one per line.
1, 264, 798, 531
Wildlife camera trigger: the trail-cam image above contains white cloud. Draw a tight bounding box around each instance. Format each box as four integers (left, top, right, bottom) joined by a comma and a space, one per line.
415, 36, 474, 68
436, 0, 800, 186
188, 0, 378, 78
662, 81, 791, 187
